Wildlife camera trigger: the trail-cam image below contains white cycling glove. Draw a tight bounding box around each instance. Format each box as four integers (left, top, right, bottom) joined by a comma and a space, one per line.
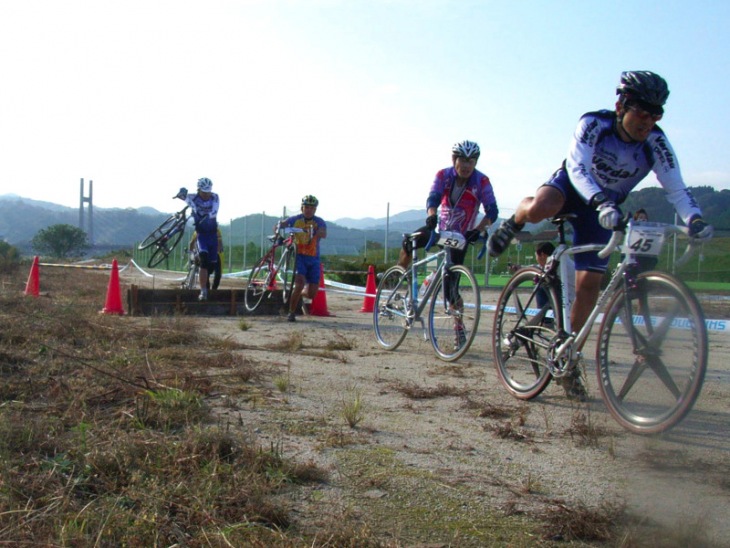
597, 201, 620, 230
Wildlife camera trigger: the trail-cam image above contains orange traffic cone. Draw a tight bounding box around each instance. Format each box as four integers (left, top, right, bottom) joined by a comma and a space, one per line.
308, 264, 333, 317
360, 265, 376, 313
101, 259, 125, 315
24, 256, 40, 297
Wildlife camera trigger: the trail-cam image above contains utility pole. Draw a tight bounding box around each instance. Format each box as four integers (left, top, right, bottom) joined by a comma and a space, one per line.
79, 178, 94, 245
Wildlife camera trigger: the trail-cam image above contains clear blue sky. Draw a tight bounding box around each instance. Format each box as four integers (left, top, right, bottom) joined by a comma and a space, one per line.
1, 0, 728, 222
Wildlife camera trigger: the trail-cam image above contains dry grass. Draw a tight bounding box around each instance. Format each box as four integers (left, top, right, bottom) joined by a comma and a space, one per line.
566, 410, 612, 448
537, 499, 626, 542
0, 265, 387, 546
392, 380, 468, 400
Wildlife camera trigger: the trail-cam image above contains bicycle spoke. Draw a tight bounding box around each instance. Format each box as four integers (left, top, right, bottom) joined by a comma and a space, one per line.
428, 265, 480, 362
373, 266, 410, 350
244, 258, 273, 312
619, 299, 684, 400
597, 272, 708, 434
493, 268, 556, 399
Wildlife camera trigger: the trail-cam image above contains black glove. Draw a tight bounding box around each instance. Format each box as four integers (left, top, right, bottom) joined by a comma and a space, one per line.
464, 229, 481, 243
689, 216, 713, 241
176, 187, 188, 199
425, 214, 438, 230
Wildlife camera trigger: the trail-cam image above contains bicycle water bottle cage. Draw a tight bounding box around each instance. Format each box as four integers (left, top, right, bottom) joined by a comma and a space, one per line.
437, 231, 467, 250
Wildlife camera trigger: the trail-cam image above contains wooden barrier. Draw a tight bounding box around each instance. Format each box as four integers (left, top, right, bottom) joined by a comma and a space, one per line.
127, 285, 300, 317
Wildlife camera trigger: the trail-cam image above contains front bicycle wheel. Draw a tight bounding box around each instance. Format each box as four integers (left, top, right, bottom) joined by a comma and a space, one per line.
427, 265, 480, 362
147, 226, 185, 268
279, 247, 296, 308
493, 267, 559, 399
244, 257, 273, 312
597, 271, 708, 434
373, 266, 411, 350
138, 214, 178, 250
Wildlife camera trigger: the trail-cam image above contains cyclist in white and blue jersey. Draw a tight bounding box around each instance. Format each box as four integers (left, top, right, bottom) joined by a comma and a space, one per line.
488, 71, 714, 400
176, 177, 220, 301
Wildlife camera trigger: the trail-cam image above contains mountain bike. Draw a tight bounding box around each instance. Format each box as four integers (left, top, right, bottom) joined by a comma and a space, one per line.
492, 213, 708, 434
138, 203, 191, 268
181, 240, 199, 290
244, 221, 303, 313
373, 230, 483, 362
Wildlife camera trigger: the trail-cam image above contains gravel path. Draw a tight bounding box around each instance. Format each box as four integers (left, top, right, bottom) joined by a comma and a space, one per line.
123, 266, 730, 545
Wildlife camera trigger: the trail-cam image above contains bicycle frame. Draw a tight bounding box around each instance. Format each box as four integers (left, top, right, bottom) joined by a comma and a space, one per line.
534, 216, 696, 375
264, 226, 301, 285
138, 205, 191, 268
244, 222, 303, 312
400, 230, 468, 328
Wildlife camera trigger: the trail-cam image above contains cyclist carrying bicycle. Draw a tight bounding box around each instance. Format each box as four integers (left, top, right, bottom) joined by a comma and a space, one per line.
398, 140, 499, 347
176, 177, 220, 301
283, 194, 327, 322
487, 70, 714, 400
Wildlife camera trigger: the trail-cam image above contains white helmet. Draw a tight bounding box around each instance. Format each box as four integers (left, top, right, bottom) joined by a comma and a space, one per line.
197, 177, 213, 192
451, 140, 480, 159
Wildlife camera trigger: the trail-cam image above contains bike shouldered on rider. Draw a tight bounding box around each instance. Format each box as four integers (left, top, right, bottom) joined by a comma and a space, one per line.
176, 178, 220, 301
488, 70, 714, 401
283, 195, 327, 322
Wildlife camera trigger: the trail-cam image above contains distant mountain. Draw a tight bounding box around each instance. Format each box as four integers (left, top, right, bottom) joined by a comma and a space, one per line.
0, 196, 171, 252
334, 209, 424, 230
0, 194, 75, 213
0, 195, 410, 257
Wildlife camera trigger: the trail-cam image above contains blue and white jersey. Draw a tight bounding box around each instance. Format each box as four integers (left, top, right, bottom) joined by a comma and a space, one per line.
565, 110, 701, 224
184, 192, 219, 235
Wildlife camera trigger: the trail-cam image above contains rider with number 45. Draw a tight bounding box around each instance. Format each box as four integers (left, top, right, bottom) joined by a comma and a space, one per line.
176, 177, 220, 302
488, 70, 714, 401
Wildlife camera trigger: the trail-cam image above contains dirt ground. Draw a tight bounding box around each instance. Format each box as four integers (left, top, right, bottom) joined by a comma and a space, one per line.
122, 264, 730, 545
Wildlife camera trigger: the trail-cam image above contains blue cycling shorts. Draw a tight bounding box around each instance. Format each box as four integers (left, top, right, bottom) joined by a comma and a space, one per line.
295, 255, 321, 285
542, 168, 611, 274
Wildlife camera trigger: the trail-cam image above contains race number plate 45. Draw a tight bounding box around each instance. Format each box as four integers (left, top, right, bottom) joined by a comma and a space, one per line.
627, 226, 665, 257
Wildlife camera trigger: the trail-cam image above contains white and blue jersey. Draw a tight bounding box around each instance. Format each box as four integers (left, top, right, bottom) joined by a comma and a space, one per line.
545, 110, 702, 273
565, 110, 701, 222
184, 192, 220, 261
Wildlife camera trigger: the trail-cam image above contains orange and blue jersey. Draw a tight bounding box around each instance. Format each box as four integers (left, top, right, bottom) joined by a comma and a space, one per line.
285, 214, 326, 258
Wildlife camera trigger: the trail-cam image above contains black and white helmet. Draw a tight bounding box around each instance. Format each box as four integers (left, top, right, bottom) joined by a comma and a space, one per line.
197, 177, 213, 192
616, 71, 669, 111
451, 140, 481, 160
301, 194, 319, 207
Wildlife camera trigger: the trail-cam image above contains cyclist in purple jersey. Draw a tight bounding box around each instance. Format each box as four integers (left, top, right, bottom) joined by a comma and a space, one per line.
284, 194, 327, 322
397, 140, 499, 269
488, 71, 714, 400
176, 177, 220, 301
396, 140, 499, 351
